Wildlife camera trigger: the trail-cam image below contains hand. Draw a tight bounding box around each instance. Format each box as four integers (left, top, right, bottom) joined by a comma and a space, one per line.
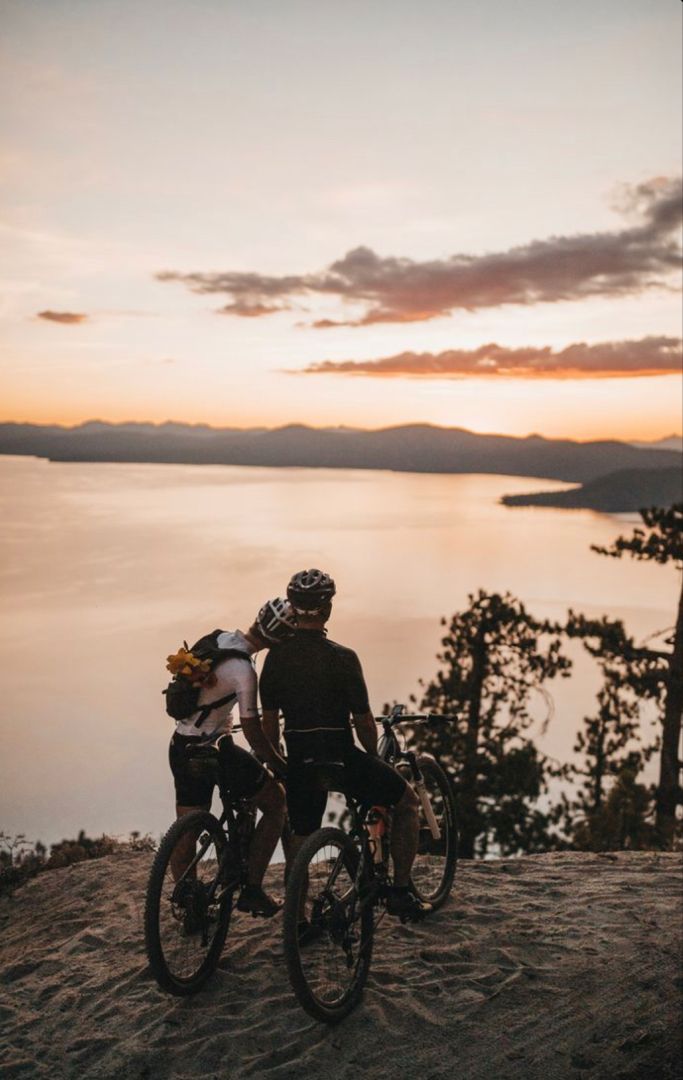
269, 753, 288, 781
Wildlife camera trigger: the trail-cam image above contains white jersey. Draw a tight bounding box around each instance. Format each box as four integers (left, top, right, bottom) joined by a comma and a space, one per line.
174, 630, 259, 740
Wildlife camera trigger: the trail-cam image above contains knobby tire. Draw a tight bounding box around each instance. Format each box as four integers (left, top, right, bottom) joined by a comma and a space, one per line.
283, 826, 374, 1024
144, 810, 232, 995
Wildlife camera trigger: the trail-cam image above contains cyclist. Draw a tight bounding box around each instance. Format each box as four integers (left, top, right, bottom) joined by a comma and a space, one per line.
169, 598, 295, 918
260, 569, 431, 925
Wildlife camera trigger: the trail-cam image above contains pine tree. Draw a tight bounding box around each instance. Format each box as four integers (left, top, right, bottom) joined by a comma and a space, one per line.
590, 504, 683, 847
413, 590, 571, 858
564, 665, 657, 850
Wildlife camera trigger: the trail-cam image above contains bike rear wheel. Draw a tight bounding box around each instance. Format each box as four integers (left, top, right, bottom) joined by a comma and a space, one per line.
403, 755, 457, 910
283, 827, 374, 1024
144, 810, 234, 995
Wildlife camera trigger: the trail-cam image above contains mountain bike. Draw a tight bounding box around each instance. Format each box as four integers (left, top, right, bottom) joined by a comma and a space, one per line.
282, 706, 458, 1023
144, 735, 258, 995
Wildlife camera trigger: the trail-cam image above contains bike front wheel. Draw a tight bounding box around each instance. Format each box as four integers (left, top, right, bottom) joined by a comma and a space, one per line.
403, 755, 457, 910
144, 810, 233, 995
283, 827, 374, 1024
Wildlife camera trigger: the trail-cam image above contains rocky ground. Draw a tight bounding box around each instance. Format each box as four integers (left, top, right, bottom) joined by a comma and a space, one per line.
1, 850, 681, 1080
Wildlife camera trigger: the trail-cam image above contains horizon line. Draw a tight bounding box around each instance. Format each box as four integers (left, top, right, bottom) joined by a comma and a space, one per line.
0, 417, 681, 447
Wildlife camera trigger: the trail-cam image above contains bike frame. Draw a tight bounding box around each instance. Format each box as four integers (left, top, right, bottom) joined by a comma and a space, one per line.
325, 704, 456, 919
377, 704, 455, 841
337, 796, 388, 925
174, 792, 255, 907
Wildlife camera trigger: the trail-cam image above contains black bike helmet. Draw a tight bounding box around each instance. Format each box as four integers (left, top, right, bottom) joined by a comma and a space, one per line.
286, 568, 336, 614
254, 597, 298, 643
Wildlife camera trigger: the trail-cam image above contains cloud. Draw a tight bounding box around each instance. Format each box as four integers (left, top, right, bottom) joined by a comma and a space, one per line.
219, 300, 288, 317
292, 336, 683, 380
157, 177, 682, 325
37, 310, 88, 325
155, 269, 302, 319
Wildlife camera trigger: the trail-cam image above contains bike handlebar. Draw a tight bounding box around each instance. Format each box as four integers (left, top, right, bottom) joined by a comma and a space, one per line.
375, 712, 458, 728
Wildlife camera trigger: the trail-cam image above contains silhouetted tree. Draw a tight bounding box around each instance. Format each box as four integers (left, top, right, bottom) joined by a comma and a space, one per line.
413, 591, 571, 858
575, 683, 646, 811
562, 665, 657, 850
571, 768, 657, 851
590, 504, 682, 847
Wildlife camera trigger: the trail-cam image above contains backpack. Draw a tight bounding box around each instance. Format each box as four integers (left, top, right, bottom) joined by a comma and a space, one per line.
162, 629, 250, 726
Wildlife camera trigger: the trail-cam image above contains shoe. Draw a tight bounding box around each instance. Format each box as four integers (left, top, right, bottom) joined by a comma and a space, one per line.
236, 885, 282, 918
385, 888, 433, 922
297, 918, 325, 947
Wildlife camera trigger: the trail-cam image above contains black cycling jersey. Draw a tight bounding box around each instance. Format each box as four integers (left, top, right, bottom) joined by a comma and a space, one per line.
260, 628, 370, 761
260, 627, 407, 834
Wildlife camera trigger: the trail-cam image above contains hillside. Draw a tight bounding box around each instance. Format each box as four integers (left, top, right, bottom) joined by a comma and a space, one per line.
501, 467, 682, 511
0, 851, 681, 1079
0, 421, 681, 485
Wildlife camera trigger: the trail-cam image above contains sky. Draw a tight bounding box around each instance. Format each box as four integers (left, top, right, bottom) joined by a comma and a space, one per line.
1, 0, 681, 440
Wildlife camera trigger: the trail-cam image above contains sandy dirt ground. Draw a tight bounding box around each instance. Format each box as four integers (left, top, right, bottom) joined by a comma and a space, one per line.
0, 850, 681, 1080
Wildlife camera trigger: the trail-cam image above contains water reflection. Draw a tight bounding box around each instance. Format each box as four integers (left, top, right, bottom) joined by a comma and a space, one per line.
0, 456, 676, 844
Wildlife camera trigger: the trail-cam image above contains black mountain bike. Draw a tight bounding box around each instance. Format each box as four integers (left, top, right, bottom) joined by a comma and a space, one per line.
144, 736, 257, 995
282, 705, 458, 1023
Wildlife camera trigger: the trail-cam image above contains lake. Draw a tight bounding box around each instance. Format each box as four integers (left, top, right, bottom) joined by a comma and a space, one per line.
0, 455, 677, 846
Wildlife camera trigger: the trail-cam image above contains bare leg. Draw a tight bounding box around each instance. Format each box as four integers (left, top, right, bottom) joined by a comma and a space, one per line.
284, 834, 310, 918
285, 834, 307, 880
391, 784, 419, 887
247, 778, 285, 886
170, 803, 209, 881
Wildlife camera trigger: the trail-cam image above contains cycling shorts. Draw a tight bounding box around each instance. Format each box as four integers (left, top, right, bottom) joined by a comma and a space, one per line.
169, 733, 267, 807
286, 747, 407, 836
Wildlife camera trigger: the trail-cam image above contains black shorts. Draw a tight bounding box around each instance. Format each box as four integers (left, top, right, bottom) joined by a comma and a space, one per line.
286, 747, 407, 836
169, 733, 268, 807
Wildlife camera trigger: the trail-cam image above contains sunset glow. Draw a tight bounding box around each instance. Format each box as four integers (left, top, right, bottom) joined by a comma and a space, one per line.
0, 1, 681, 441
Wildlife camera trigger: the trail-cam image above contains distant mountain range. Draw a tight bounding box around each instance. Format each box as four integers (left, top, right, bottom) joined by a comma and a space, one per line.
0, 421, 680, 510
629, 435, 683, 452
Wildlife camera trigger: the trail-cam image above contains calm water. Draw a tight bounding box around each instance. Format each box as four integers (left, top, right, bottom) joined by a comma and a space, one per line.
0, 455, 677, 845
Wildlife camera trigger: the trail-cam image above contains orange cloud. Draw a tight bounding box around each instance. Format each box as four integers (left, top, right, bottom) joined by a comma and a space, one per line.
157, 177, 682, 326
293, 337, 683, 380
37, 310, 89, 325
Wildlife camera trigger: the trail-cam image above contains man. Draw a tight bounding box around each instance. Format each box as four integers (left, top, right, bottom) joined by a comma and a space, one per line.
168, 597, 294, 917
260, 569, 431, 922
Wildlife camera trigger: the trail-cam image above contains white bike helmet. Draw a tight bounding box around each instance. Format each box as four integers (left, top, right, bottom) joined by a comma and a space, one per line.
254, 597, 298, 643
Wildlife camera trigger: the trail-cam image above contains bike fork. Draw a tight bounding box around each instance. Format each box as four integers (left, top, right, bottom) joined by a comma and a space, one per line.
404, 752, 441, 840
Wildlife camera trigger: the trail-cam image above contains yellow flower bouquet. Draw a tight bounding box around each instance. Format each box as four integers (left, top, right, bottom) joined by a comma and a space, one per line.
165, 647, 217, 688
